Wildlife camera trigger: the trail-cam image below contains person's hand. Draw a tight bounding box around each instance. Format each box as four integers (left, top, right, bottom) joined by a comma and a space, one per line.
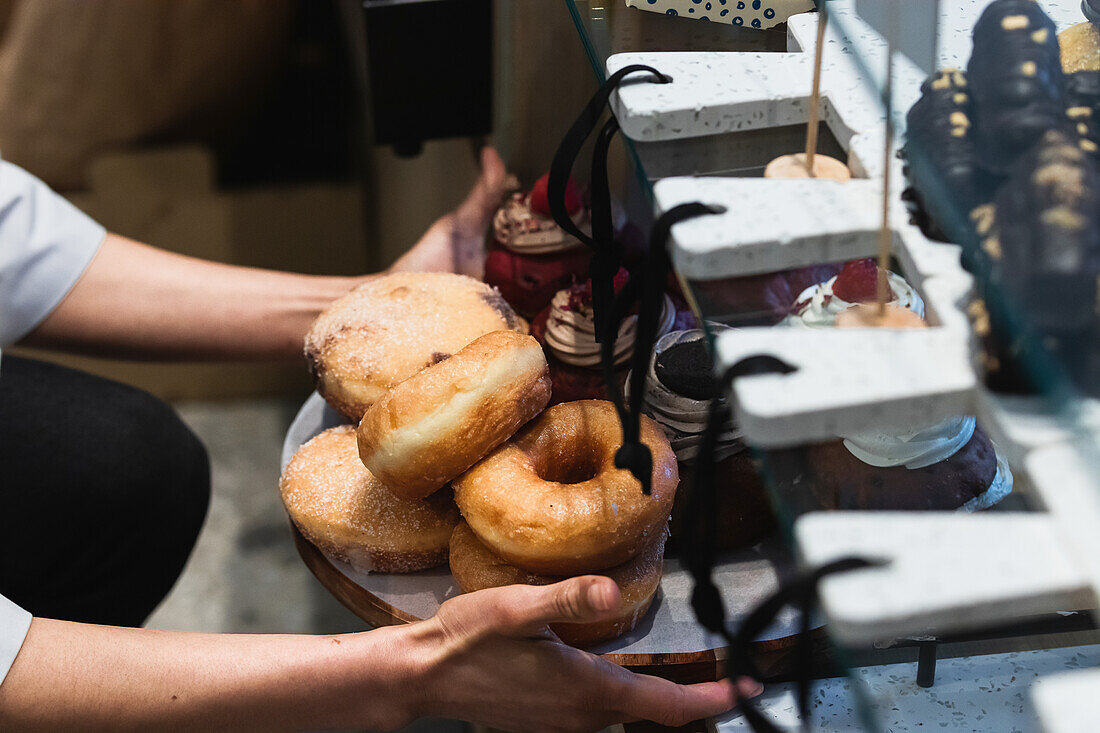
389, 146, 508, 279
396, 575, 763, 732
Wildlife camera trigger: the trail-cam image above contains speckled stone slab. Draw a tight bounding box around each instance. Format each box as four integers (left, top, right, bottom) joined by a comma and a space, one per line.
718, 644, 1100, 731
1032, 666, 1100, 733
714, 326, 975, 448
607, 48, 890, 179
795, 512, 1094, 645
609, 1, 1085, 148
652, 177, 966, 284
1026, 443, 1100, 615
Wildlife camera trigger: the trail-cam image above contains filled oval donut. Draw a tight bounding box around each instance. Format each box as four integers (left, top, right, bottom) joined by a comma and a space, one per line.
280, 426, 458, 573
454, 399, 678, 575
358, 330, 552, 499
448, 521, 665, 647
305, 272, 528, 420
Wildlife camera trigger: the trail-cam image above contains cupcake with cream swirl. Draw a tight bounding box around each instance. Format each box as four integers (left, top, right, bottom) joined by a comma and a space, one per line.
784, 259, 1013, 511
628, 328, 776, 552
531, 271, 676, 405
484, 172, 610, 318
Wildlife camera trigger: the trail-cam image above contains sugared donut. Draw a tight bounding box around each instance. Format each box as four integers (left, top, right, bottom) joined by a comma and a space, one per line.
358, 331, 552, 499
305, 272, 528, 420
448, 521, 665, 647
279, 426, 458, 573
454, 400, 678, 575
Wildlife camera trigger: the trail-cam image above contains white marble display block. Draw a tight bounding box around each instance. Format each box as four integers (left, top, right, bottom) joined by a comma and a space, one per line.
1032, 667, 1100, 733
795, 512, 1094, 645
713, 325, 975, 447
652, 176, 966, 284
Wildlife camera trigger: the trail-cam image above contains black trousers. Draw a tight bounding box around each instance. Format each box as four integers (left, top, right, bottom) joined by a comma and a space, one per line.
0, 355, 210, 627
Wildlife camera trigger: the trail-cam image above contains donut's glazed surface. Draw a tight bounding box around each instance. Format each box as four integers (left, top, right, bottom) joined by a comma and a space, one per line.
305, 272, 528, 420
454, 400, 678, 575
357, 331, 551, 499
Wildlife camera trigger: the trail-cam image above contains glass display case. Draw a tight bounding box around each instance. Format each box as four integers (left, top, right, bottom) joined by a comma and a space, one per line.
564, 1, 1100, 730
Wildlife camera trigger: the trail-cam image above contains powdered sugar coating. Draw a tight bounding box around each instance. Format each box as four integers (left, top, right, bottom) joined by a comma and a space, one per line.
304, 272, 528, 419
279, 426, 459, 573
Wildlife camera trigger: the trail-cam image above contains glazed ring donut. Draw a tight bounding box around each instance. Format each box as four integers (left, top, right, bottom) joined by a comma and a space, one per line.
358, 330, 552, 499
305, 272, 528, 420
280, 426, 458, 573
454, 399, 678, 575
449, 521, 666, 647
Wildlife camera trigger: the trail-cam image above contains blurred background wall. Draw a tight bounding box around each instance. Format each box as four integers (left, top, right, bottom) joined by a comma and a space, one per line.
0, 0, 596, 400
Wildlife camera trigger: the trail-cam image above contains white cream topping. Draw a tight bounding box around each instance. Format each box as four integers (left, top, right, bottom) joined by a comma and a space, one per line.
782, 272, 926, 328
839, 415, 976, 470
492, 193, 589, 255
545, 290, 674, 367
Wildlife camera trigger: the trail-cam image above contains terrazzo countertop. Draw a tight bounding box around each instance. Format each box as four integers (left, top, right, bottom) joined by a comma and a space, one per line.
716, 644, 1100, 731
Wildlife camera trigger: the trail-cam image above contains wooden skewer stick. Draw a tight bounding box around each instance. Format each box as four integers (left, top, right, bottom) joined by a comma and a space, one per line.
877, 29, 896, 317
804, 6, 829, 177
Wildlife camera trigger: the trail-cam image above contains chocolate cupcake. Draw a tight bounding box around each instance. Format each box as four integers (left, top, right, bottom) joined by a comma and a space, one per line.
808, 421, 1013, 512
781, 264, 1014, 512
630, 329, 776, 552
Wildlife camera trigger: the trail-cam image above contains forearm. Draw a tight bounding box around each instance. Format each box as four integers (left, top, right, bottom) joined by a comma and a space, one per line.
0, 618, 421, 732
21, 234, 369, 361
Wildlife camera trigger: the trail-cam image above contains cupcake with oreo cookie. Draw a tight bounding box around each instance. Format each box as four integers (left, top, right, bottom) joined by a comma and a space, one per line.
781, 259, 1013, 512
630, 328, 776, 552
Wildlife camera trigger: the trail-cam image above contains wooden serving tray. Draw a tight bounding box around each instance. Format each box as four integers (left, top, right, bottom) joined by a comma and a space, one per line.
285, 393, 824, 683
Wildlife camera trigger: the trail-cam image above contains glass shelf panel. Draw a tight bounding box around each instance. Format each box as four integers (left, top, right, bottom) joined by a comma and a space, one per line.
564, 1, 1100, 729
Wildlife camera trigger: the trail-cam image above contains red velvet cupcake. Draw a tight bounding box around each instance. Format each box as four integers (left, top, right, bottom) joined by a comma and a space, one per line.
484, 173, 594, 318
532, 274, 677, 405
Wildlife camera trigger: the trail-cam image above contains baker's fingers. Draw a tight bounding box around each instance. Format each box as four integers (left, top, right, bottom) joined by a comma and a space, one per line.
444, 577, 622, 640
456, 146, 507, 233
612, 674, 756, 728
503, 576, 622, 634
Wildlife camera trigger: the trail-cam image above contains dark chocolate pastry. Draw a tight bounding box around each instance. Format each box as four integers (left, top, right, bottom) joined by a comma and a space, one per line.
671, 452, 777, 554
806, 428, 1000, 511
977, 129, 1100, 395
655, 340, 717, 400
968, 0, 1066, 178
903, 69, 989, 244
1066, 71, 1100, 157
1085, 0, 1100, 24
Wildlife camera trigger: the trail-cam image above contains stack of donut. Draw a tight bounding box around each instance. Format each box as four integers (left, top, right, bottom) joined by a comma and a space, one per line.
280, 272, 679, 646
450, 399, 677, 646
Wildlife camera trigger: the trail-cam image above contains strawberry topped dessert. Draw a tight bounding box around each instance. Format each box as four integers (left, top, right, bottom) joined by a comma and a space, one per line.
484, 172, 610, 318
777, 259, 1013, 512
782, 258, 925, 328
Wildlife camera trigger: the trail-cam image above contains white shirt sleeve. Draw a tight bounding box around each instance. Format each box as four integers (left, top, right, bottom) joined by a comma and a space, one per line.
0, 159, 106, 683
0, 159, 106, 346
0, 595, 31, 686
